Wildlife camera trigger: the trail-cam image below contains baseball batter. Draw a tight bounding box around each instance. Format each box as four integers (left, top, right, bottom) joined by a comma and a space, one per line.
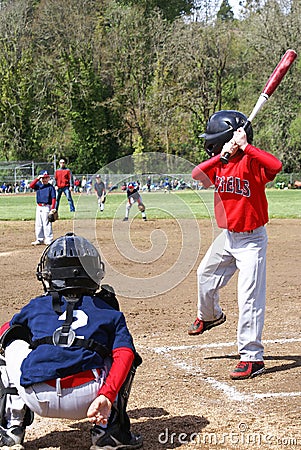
0, 233, 142, 449
188, 110, 282, 380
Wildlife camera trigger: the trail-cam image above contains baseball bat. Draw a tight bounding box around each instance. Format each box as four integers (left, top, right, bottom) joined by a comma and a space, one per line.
220, 49, 298, 164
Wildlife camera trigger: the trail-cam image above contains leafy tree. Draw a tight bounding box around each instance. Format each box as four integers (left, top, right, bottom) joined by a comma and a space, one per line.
217, 0, 234, 21
117, 0, 194, 21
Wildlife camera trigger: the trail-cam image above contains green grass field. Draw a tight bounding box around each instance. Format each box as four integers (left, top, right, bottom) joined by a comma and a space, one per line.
0, 189, 300, 221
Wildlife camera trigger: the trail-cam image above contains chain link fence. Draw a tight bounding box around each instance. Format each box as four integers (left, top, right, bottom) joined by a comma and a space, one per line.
0, 161, 300, 193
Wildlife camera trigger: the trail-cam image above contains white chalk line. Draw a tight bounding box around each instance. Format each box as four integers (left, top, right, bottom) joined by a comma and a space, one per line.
137, 337, 301, 402
0, 250, 23, 257
150, 337, 301, 354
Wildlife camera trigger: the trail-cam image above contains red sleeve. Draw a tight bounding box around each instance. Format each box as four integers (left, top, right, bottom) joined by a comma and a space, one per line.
191, 155, 220, 187
0, 322, 10, 338
51, 198, 56, 209
29, 178, 39, 189
97, 347, 135, 403
244, 144, 282, 177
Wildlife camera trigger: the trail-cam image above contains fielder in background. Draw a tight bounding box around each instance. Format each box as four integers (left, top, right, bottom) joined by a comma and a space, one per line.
54, 159, 76, 212
29, 170, 56, 246
0, 233, 143, 450
123, 182, 147, 222
188, 110, 282, 380
94, 175, 106, 212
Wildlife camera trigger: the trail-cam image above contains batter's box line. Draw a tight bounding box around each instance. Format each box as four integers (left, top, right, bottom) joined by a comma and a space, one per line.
136, 338, 301, 402
141, 337, 301, 354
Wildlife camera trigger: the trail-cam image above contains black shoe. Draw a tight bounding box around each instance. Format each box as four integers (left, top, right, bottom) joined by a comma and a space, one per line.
122, 217, 129, 222
90, 424, 143, 449
0, 425, 25, 447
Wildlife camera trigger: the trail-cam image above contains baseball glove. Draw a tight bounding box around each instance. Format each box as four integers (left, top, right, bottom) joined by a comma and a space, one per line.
138, 203, 145, 212
48, 209, 58, 223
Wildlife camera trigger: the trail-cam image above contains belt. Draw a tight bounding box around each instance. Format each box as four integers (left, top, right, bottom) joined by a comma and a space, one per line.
46, 368, 100, 389
38, 203, 50, 206
229, 229, 253, 233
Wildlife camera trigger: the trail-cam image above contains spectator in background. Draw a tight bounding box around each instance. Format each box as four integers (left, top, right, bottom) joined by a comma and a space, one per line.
146, 176, 151, 192
74, 178, 81, 193
81, 176, 87, 192
54, 159, 75, 212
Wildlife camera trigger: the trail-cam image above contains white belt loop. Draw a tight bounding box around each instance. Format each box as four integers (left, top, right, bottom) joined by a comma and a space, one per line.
56, 378, 62, 396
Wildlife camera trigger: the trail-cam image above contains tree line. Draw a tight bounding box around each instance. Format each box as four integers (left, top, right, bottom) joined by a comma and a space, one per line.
0, 0, 300, 174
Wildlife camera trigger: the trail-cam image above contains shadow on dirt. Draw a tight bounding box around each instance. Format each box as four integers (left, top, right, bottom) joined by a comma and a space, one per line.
204, 353, 301, 374
25, 408, 210, 449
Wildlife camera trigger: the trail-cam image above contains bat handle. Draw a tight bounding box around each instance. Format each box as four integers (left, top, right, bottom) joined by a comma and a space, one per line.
220, 152, 230, 164
220, 120, 253, 164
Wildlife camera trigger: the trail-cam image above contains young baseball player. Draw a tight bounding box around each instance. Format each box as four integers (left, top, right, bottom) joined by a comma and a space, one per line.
54, 158, 76, 212
29, 170, 56, 246
0, 233, 143, 449
188, 110, 282, 380
123, 182, 146, 222
94, 175, 106, 212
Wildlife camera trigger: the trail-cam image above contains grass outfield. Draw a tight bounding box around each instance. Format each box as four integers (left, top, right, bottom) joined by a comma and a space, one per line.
0, 189, 300, 221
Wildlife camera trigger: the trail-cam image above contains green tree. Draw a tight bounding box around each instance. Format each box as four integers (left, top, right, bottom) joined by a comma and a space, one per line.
217, 0, 235, 21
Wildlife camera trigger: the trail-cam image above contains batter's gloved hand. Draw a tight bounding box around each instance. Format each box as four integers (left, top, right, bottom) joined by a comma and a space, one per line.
48, 209, 58, 222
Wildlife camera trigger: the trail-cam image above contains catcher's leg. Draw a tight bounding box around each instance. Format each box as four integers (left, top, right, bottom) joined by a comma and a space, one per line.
0, 355, 33, 448
0, 326, 34, 447
90, 354, 143, 450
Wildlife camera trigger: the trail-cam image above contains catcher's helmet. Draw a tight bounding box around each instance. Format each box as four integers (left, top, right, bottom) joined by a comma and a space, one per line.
36, 233, 105, 294
200, 110, 253, 157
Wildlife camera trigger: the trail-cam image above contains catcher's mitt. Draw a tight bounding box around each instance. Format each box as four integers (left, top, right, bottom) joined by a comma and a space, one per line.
48, 209, 58, 223
138, 203, 145, 212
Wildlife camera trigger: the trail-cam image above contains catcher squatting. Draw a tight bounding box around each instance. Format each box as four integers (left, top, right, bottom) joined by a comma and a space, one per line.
0, 109, 282, 448
0, 233, 143, 449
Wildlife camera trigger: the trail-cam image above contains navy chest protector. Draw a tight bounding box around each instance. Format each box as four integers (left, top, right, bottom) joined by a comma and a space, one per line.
29, 292, 110, 359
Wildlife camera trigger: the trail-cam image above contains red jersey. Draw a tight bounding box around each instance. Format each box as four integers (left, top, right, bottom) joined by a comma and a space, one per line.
192, 144, 282, 232
55, 168, 73, 188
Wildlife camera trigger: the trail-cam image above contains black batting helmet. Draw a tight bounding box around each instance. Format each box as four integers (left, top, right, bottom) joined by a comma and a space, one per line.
36, 233, 105, 294
200, 110, 253, 157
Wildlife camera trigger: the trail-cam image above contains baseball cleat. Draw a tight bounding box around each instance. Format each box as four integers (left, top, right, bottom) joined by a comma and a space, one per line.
122, 217, 129, 222
90, 424, 143, 449
0, 425, 25, 448
188, 312, 226, 336
31, 240, 44, 246
230, 361, 265, 380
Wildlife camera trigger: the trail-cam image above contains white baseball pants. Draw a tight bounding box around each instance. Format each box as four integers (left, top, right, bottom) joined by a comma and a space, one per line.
197, 226, 268, 361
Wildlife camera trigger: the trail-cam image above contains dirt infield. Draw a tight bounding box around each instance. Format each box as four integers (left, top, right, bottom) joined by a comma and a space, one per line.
0, 219, 300, 449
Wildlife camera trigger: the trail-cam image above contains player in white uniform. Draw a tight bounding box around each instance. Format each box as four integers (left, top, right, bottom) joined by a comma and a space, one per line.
188, 110, 282, 379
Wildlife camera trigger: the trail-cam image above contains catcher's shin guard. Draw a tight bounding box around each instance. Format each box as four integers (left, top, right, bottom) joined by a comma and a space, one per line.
0, 356, 34, 429
109, 352, 142, 432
